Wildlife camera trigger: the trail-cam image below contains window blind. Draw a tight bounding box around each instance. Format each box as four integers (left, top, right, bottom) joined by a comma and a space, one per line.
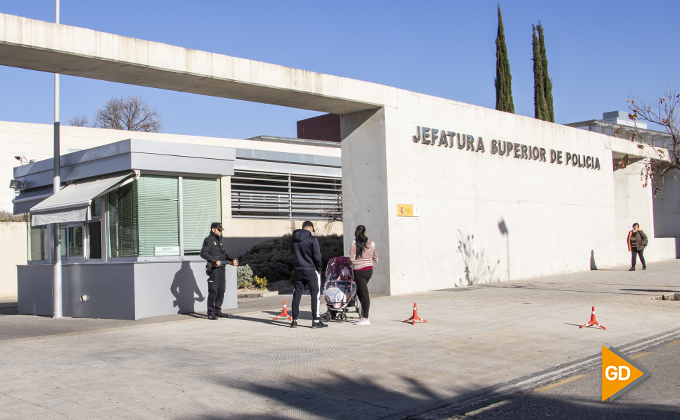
108, 181, 138, 257
137, 176, 179, 256
29, 225, 48, 261
182, 177, 221, 255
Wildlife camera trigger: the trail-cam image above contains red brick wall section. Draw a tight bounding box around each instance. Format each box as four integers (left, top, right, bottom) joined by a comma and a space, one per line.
297, 114, 341, 143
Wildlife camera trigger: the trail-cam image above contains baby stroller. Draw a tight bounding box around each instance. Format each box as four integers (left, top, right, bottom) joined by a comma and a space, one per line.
321, 256, 361, 322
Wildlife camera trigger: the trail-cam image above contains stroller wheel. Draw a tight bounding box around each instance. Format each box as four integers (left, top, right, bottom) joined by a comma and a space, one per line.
330, 311, 337, 320
340, 312, 347, 321
322, 312, 331, 322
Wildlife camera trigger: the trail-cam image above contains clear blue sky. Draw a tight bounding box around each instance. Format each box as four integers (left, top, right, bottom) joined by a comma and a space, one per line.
0, 1, 678, 139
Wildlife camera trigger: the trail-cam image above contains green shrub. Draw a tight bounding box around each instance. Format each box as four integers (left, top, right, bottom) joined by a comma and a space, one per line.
318, 234, 345, 269
237, 264, 254, 289
238, 234, 344, 282
238, 235, 295, 282
252, 275, 268, 289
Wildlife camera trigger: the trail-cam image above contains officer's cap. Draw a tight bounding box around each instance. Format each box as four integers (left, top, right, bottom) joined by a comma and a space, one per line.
211, 222, 223, 231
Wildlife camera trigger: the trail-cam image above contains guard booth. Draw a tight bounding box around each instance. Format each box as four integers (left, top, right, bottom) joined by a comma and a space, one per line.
12, 139, 237, 319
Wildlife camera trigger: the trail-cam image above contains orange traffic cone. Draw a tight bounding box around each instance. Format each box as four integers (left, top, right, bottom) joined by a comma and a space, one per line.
403, 302, 428, 325
580, 306, 606, 330
273, 300, 292, 321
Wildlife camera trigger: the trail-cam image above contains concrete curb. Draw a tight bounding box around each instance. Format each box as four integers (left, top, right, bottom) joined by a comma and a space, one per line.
237, 290, 280, 298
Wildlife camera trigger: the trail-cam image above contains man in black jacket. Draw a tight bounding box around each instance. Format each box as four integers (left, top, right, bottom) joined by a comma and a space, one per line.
200, 222, 238, 320
290, 221, 326, 328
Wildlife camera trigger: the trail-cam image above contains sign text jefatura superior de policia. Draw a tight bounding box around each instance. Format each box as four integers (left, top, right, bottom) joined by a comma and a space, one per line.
412, 126, 601, 170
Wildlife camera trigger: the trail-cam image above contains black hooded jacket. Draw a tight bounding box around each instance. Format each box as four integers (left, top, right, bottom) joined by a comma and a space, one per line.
290, 229, 322, 272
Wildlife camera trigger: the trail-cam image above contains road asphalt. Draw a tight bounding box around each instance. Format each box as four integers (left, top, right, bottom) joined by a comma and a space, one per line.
1, 260, 679, 419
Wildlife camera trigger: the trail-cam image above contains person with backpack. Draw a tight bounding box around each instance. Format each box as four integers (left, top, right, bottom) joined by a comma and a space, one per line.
349, 225, 378, 325
627, 222, 648, 271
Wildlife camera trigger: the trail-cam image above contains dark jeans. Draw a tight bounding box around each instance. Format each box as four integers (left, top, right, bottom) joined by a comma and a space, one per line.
292, 269, 321, 321
631, 249, 646, 269
354, 269, 372, 319
207, 267, 226, 315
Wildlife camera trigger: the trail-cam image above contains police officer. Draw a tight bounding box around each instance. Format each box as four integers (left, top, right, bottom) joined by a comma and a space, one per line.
200, 222, 238, 320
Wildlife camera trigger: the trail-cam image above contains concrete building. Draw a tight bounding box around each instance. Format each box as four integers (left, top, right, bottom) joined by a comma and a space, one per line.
3, 122, 342, 311
566, 111, 674, 150
3, 121, 342, 253
10, 136, 341, 319
1, 13, 679, 315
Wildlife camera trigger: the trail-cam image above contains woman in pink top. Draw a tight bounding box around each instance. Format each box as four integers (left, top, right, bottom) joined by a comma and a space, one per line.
349, 225, 378, 325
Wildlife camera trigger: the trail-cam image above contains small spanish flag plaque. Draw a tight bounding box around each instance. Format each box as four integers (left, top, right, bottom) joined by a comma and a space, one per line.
397, 204, 420, 217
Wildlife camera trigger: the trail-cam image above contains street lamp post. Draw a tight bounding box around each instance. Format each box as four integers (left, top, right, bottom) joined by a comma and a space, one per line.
53, 0, 62, 318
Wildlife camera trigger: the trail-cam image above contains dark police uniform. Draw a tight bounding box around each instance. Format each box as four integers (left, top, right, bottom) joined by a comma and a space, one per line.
200, 225, 234, 319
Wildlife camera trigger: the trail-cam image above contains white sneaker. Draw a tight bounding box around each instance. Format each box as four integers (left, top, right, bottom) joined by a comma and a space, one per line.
355, 318, 371, 325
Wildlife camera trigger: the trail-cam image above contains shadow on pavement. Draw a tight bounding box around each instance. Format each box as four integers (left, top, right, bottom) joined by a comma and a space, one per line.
210, 370, 499, 420
206, 362, 680, 419
462, 393, 679, 420
229, 314, 291, 327
620, 288, 679, 293
183, 312, 210, 320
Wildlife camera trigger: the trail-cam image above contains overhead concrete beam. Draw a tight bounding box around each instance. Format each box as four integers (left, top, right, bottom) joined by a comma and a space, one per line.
0, 13, 395, 114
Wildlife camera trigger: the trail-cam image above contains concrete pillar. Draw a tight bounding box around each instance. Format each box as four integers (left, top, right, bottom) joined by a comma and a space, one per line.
341, 108, 391, 296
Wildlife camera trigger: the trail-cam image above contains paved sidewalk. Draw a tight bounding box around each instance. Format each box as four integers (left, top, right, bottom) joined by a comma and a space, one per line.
1, 261, 679, 419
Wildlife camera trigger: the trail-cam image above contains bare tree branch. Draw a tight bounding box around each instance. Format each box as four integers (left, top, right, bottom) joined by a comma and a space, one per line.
318, 181, 343, 233
94, 95, 162, 132
69, 114, 90, 127
616, 89, 680, 196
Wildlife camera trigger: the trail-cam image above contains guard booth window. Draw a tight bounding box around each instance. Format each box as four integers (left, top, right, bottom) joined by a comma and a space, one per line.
108, 175, 180, 257
29, 225, 48, 261
182, 177, 221, 255
108, 180, 138, 257
107, 175, 220, 258
138, 176, 180, 256
88, 197, 103, 259
29, 197, 103, 262
60, 225, 83, 259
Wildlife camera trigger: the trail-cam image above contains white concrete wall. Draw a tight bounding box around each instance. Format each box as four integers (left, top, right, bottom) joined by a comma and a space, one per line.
1, 121, 341, 213
612, 162, 678, 265
0, 222, 27, 299
342, 91, 677, 296
341, 108, 391, 295
613, 160, 652, 266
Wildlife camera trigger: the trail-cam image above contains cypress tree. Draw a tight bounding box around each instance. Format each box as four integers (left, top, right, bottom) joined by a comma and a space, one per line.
495, 5, 514, 113
537, 23, 554, 122
532, 25, 547, 121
